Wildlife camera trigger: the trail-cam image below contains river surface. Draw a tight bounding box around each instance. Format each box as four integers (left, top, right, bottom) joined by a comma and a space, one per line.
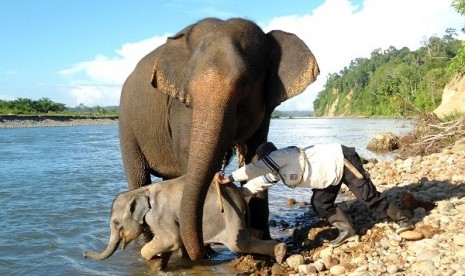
0, 118, 413, 275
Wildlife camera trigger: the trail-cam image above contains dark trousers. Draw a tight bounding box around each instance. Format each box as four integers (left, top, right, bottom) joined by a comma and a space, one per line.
311, 145, 389, 220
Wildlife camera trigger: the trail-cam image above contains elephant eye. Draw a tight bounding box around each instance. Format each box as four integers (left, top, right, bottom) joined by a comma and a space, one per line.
113, 220, 120, 227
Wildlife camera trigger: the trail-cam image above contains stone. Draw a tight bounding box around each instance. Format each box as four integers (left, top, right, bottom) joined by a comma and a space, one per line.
437, 201, 454, 212
271, 263, 286, 275
329, 264, 346, 275
411, 260, 437, 275
367, 132, 399, 152
319, 247, 333, 259
386, 264, 398, 274
313, 260, 325, 272
453, 233, 465, 246
286, 254, 304, 270
322, 256, 338, 269
287, 198, 297, 205
298, 264, 316, 275
400, 230, 424, 241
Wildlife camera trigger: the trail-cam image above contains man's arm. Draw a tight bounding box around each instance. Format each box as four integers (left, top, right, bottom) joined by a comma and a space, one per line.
215, 147, 293, 184
241, 173, 280, 196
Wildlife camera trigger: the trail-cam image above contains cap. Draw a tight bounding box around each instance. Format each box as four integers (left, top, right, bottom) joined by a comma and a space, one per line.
256, 142, 278, 160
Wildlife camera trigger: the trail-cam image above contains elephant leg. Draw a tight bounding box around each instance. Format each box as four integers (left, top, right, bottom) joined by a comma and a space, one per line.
140, 226, 182, 261
120, 136, 152, 190
141, 239, 177, 261
248, 190, 271, 240
224, 230, 285, 263
147, 252, 172, 272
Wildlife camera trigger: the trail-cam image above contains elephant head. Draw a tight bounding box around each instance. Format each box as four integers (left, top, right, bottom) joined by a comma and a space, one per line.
151, 18, 319, 260
84, 191, 150, 260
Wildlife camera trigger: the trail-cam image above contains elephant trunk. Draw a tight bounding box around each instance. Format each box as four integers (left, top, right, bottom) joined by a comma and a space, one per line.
180, 98, 235, 261
83, 230, 121, 260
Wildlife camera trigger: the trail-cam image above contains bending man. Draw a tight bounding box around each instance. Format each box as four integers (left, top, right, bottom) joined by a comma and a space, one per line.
215, 142, 413, 247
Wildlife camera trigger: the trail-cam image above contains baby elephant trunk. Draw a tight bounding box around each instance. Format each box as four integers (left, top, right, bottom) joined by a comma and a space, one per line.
83, 232, 121, 260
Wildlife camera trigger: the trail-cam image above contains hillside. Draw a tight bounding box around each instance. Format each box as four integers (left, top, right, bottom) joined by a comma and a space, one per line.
313, 31, 463, 117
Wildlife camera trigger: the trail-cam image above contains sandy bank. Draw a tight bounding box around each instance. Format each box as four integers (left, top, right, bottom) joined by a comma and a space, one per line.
0, 115, 118, 128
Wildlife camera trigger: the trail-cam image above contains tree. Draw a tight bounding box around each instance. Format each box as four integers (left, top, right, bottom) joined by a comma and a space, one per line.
452, 0, 465, 15
313, 29, 462, 116
449, 0, 465, 74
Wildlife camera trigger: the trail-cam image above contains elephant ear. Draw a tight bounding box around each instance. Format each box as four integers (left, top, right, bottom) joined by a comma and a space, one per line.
151, 24, 194, 106
130, 195, 150, 224
265, 30, 320, 110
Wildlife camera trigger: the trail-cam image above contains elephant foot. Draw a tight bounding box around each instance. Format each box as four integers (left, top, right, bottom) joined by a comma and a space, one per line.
146, 252, 172, 272
274, 243, 287, 265
147, 257, 165, 272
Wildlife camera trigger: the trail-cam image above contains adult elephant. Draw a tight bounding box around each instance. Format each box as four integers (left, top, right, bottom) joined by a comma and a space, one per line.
118, 17, 319, 261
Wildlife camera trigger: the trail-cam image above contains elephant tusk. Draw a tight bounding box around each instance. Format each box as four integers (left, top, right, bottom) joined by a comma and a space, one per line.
343, 158, 364, 179
215, 180, 224, 213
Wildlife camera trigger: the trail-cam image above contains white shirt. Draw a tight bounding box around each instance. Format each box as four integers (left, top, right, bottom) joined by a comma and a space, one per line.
228, 143, 344, 196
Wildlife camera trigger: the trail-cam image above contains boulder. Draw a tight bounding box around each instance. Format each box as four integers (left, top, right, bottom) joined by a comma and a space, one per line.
367, 132, 399, 152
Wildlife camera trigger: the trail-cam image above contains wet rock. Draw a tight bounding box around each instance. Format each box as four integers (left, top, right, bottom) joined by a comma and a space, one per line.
287, 198, 297, 205
367, 132, 399, 152
280, 220, 290, 227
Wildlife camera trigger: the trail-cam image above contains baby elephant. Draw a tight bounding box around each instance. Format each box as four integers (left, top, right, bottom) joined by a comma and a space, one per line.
84, 178, 287, 271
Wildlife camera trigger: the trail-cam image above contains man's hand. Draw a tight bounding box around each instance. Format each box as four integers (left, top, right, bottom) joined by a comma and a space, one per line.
214, 172, 231, 184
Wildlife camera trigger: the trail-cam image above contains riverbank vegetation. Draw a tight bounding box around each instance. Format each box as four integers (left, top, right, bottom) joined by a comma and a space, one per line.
0, 98, 118, 117
313, 29, 464, 117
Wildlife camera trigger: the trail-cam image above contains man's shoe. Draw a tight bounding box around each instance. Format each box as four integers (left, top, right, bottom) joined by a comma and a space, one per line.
330, 230, 359, 247
395, 220, 415, 234
328, 207, 359, 247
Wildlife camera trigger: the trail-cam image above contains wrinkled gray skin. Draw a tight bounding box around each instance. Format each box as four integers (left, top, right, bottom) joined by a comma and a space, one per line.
119, 17, 319, 260
84, 179, 286, 271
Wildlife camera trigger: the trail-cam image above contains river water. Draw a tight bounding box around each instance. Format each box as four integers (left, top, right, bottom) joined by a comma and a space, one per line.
0, 118, 413, 275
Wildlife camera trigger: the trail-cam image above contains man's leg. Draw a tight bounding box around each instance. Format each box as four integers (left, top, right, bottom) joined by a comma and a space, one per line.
341, 145, 413, 233
312, 184, 357, 247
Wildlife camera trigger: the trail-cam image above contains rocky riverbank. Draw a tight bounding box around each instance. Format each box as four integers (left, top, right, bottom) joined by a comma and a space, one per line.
236, 148, 465, 275
0, 115, 118, 128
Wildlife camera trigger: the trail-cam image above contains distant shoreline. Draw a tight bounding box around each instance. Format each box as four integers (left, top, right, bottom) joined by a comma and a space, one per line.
0, 114, 413, 129
0, 115, 118, 128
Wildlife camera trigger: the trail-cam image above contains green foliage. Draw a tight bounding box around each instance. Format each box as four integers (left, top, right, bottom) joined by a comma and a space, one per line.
314, 30, 463, 117
452, 0, 465, 15
0, 98, 66, 114
449, 0, 465, 75
448, 42, 465, 75
0, 98, 118, 117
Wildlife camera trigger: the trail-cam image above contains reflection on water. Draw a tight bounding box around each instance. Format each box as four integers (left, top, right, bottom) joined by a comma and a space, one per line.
0, 118, 413, 275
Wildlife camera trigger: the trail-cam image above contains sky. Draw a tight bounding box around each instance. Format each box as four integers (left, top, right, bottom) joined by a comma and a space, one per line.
0, 0, 463, 111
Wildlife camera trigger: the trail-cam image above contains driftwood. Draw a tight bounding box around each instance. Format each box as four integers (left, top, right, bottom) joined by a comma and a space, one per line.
398, 115, 465, 158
